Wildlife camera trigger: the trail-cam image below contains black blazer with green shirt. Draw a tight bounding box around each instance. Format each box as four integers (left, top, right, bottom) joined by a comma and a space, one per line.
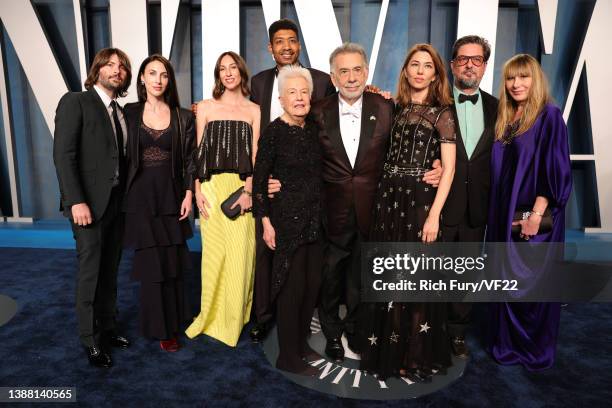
442, 89, 498, 228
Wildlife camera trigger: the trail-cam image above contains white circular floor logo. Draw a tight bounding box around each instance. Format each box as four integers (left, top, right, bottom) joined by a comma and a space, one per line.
261, 313, 466, 400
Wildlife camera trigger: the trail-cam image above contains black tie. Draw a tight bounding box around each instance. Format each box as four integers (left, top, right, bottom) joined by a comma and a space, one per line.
458, 93, 479, 104
110, 101, 125, 180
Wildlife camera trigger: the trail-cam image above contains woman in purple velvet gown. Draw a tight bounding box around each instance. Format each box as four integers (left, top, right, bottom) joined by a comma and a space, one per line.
487, 54, 572, 371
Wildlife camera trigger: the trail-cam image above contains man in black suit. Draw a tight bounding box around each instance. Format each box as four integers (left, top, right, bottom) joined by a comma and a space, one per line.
249, 19, 336, 342
442, 35, 498, 358
310, 43, 394, 362
54, 48, 132, 368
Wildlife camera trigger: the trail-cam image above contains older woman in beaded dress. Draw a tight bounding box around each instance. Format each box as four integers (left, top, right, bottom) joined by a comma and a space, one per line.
253, 65, 323, 376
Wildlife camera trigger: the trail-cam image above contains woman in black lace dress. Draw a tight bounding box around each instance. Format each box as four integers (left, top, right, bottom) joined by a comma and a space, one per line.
123, 55, 195, 352
253, 65, 322, 376
359, 44, 456, 382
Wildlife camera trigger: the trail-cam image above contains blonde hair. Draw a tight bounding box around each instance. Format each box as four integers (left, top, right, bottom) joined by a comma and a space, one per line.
495, 54, 551, 140
396, 43, 453, 107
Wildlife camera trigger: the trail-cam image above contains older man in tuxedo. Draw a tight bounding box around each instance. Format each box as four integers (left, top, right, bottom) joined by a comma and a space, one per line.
310, 43, 394, 362
249, 18, 336, 342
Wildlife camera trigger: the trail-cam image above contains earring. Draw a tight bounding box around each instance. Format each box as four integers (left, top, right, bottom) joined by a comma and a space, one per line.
140, 80, 145, 85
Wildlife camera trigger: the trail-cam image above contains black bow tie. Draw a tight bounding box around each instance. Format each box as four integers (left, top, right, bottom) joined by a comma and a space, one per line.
458, 93, 479, 104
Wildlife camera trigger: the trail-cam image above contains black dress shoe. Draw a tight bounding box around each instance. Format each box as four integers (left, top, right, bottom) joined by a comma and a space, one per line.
451, 336, 469, 359
249, 323, 268, 343
103, 332, 131, 349
86, 345, 112, 368
324, 338, 344, 363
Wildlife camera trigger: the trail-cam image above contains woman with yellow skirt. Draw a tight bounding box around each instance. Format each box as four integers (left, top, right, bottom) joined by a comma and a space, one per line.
185, 51, 260, 346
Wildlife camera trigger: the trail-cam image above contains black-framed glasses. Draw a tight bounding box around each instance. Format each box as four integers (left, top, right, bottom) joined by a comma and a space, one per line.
453, 55, 485, 66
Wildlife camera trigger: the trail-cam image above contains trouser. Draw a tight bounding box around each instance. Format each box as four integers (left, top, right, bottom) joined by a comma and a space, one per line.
71, 187, 124, 347
442, 217, 486, 337
318, 211, 363, 342
276, 241, 322, 369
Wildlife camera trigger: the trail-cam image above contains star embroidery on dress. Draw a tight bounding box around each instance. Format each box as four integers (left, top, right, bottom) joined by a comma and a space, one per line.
390, 331, 399, 343
393, 201, 399, 209
407, 224, 412, 230
417, 130, 424, 137
387, 301, 394, 311
406, 189, 411, 194
428, 107, 437, 115
424, 205, 430, 211
400, 212, 405, 218
390, 187, 394, 192
411, 200, 416, 207
368, 334, 378, 346
424, 187, 429, 192
394, 132, 400, 139
418, 140, 424, 147
377, 203, 381, 210
370, 115, 377, 121
419, 322, 431, 333
417, 231, 422, 237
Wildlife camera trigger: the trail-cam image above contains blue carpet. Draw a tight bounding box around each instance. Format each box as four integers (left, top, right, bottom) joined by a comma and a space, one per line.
0, 247, 611, 407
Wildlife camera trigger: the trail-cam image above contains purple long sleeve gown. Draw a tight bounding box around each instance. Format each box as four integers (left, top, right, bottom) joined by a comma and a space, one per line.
487, 103, 572, 371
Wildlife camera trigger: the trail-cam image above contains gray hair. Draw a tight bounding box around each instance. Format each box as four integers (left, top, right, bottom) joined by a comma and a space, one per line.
329, 42, 368, 71
277, 65, 313, 96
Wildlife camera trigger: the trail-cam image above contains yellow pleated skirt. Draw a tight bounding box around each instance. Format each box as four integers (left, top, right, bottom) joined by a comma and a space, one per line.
185, 173, 255, 347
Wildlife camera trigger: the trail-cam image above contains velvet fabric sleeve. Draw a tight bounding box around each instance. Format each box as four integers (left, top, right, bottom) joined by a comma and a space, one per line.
535, 105, 572, 211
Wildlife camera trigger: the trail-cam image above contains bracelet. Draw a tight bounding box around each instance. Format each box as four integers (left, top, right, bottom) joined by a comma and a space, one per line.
242, 190, 252, 197
531, 209, 544, 217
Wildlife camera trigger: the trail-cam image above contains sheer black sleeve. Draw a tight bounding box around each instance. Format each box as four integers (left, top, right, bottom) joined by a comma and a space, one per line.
252, 127, 276, 218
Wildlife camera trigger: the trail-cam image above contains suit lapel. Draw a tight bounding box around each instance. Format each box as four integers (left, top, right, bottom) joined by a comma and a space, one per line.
451, 104, 469, 162
262, 69, 275, 126
470, 91, 497, 159
87, 88, 116, 148
353, 93, 377, 170
324, 95, 352, 170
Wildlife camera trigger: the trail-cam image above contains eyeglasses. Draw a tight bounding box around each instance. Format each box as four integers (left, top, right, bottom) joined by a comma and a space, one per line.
453, 55, 486, 67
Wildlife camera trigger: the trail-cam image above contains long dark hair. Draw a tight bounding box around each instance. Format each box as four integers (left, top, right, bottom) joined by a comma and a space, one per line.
84, 47, 132, 97
136, 54, 180, 108
212, 51, 250, 99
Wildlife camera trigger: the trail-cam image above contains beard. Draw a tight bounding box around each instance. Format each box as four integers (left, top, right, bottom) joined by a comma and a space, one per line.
99, 74, 124, 92
456, 71, 480, 90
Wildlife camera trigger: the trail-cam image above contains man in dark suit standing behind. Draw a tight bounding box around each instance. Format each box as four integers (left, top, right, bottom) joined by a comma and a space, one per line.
249, 19, 336, 342
442, 35, 498, 359
311, 43, 393, 362
54, 48, 132, 368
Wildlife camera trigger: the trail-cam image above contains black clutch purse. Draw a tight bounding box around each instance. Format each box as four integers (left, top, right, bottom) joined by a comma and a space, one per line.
511, 207, 553, 235
220, 187, 244, 220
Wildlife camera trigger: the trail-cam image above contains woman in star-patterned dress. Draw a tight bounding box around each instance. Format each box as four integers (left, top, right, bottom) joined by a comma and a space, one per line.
359, 44, 457, 382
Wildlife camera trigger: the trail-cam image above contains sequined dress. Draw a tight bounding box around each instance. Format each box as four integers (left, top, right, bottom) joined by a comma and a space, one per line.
123, 123, 193, 340
360, 103, 456, 379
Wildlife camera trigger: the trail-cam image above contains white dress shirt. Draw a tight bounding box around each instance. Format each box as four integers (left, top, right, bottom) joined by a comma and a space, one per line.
338, 95, 363, 168
270, 76, 284, 122
94, 84, 127, 153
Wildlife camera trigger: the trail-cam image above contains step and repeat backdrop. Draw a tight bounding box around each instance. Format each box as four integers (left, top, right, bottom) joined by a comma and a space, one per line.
0, 0, 610, 231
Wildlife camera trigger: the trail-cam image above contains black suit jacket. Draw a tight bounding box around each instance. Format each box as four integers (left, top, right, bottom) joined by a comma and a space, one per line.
442, 89, 498, 227
251, 66, 336, 129
310, 92, 394, 237
123, 102, 196, 197
53, 88, 123, 221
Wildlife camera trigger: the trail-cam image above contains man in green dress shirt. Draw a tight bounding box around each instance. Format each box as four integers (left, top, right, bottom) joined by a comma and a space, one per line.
442, 35, 499, 359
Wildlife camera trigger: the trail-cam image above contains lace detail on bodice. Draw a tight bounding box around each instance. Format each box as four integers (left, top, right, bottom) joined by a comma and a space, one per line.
141, 123, 171, 167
